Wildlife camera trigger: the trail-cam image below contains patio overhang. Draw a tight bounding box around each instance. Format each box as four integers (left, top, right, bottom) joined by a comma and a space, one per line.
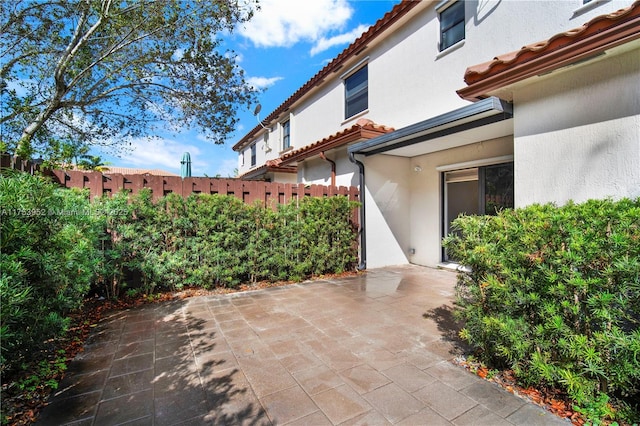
347, 97, 513, 157
279, 120, 394, 166
239, 163, 297, 181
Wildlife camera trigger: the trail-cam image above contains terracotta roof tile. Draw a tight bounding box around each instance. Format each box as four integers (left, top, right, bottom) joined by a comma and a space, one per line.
78, 166, 180, 176
232, 0, 419, 151
278, 119, 394, 166
459, 1, 640, 100
238, 162, 297, 180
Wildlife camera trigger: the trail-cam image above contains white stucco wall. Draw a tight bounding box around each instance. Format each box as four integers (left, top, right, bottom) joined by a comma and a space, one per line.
237, 0, 630, 177
514, 46, 640, 206
299, 150, 358, 188
361, 136, 513, 268
272, 172, 298, 184
361, 154, 411, 268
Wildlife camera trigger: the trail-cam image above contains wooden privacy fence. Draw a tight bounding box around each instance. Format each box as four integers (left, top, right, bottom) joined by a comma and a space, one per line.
48, 169, 360, 205
1, 153, 359, 213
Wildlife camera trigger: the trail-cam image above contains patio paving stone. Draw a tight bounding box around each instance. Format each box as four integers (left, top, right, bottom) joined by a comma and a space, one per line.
311, 384, 371, 424
36, 265, 570, 425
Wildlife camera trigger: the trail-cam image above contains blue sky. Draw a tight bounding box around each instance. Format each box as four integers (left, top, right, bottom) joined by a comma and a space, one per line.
97, 0, 399, 177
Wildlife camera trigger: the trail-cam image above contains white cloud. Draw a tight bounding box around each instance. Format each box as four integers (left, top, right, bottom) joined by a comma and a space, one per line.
238, 0, 353, 48
310, 23, 369, 56
122, 137, 204, 174
171, 48, 185, 61
224, 51, 244, 63
246, 75, 283, 90
215, 158, 239, 178
5, 78, 37, 97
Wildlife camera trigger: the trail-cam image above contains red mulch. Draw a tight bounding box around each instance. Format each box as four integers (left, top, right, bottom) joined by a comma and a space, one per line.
1, 271, 361, 425
452, 356, 599, 425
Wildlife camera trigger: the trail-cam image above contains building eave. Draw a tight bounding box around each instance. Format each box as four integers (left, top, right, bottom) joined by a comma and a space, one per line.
232, 0, 421, 152
279, 120, 395, 166
348, 97, 512, 156
457, 1, 640, 101
238, 164, 297, 181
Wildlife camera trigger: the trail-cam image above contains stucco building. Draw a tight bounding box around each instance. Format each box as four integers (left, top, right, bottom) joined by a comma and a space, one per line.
233, 0, 640, 269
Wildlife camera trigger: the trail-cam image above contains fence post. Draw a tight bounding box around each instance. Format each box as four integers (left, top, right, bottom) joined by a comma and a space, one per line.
86, 171, 103, 200
19, 167, 359, 217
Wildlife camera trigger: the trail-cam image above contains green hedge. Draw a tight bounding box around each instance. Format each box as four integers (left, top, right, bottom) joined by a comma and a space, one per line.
1, 173, 104, 372
443, 198, 640, 421
98, 190, 359, 294
1, 173, 359, 376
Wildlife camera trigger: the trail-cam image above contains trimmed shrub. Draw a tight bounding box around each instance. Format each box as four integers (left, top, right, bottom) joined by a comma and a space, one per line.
0, 173, 359, 376
0, 173, 103, 372
97, 191, 360, 295
443, 198, 640, 421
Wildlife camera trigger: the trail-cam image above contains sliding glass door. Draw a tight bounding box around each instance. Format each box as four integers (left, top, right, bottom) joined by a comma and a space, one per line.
443, 162, 513, 260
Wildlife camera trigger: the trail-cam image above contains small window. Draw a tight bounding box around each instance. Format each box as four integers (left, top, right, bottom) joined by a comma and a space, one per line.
345, 64, 368, 119
250, 144, 256, 167
282, 120, 290, 149
439, 1, 465, 51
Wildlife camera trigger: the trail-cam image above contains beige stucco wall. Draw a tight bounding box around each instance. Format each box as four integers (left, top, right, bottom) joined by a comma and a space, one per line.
362, 136, 513, 268
513, 46, 640, 206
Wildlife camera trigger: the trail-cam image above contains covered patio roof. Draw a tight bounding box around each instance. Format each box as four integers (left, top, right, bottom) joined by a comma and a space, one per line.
278, 119, 394, 166
238, 162, 297, 181
347, 97, 513, 157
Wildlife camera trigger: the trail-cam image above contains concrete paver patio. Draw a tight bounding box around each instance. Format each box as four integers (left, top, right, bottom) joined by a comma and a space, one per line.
37, 265, 568, 425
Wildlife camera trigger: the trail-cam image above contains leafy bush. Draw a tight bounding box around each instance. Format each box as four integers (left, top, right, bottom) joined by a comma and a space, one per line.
0, 172, 359, 377
443, 198, 640, 422
97, 191, 359, 295
0, 173, 103, 373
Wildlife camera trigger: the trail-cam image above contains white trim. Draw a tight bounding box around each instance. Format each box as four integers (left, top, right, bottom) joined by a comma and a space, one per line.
435, 0, 457, 13
438, 262, 471, 273
573, 0, 611, 16
436, 155, 514, 172
340, 56, 369, 80
341, 109, 369, 126
436, 39, 465, 59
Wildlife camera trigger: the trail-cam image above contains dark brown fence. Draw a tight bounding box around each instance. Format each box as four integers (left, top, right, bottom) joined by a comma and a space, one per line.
48, 169, 359, 204
1, 153, 359, 207
0, 153, 44, 174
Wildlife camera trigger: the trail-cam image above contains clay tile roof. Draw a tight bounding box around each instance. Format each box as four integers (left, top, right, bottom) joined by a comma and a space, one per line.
458, 1, 640, 101
232, 0, 419, 152
278, 119, 395, 166
102, 167, 180, 176
238, 162, 297, 180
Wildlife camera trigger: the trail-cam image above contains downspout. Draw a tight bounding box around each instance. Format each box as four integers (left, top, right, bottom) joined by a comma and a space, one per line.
348, 151, 366, 270
319, 152, 336, 187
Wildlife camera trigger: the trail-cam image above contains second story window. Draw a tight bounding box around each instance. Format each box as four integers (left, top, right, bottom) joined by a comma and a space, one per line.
250, 143, 256, 167
282, 120, 290, 150
345, 64, 368, 119
439, 1, 465, 51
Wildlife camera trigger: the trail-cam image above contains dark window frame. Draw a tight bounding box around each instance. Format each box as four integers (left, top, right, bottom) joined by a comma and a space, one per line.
250, 143, 256, 167
441, 162, 514, 261
282, 119, 290, 150
344, 64, 368, 119
439, 1, 465, 51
